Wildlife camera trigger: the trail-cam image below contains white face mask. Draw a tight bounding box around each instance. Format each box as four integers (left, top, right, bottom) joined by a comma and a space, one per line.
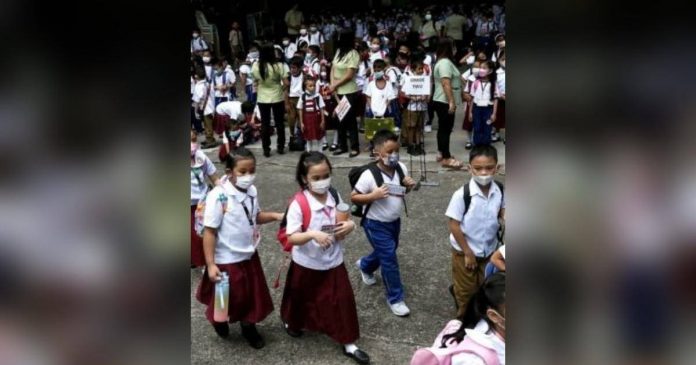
497, 41, 506, 48
472, 67, 481, 75
282, 40, 289, 46
370, 44, 380, 51
202, 56, 211, 63
310, 177, 332, 194
300, 29, 308, 35
473, 174, 493, 186
320, 71, 327, 77
235, 174, 256, 190
425, 14, 432, 21
466, 55, 475, 65
193, 33, 200, 38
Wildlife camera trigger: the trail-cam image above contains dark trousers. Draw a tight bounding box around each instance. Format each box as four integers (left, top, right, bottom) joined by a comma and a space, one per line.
472, 105, 494, 146
336, 92, 360, 151
434, 101, 455, 159
258, 101, 286, 152
191, 105, 203, 133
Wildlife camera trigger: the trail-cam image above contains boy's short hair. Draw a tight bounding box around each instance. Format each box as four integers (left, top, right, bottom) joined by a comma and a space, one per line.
409, 58, 423, 69
469, 144, 498, 163
308, 45, 321, 55
372, 129, 398, 148
373, 59, 386, 70
289, 56, 304, 68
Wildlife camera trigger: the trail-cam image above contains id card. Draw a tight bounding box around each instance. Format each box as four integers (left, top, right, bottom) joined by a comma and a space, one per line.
320, 224, 338, 234
385, 183, 406, 197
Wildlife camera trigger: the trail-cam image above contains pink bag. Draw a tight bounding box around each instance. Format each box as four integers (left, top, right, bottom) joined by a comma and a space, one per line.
410, 320, 500, 365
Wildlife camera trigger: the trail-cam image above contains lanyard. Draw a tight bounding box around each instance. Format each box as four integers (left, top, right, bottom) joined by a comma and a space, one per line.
241, 197, 255, 226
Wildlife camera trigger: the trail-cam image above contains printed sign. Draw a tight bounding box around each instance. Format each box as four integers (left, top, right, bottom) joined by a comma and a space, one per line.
335, 95, 351, 121
385, 183, 406, 197
401, 75, 431, 96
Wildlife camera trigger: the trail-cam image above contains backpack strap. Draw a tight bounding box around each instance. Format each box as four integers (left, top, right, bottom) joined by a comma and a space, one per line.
463, 180, 504, 216
393, 163, 409, 217
293, 191, 312, 232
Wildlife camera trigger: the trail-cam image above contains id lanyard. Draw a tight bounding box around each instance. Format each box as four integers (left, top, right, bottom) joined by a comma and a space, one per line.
241, 197, 260, 248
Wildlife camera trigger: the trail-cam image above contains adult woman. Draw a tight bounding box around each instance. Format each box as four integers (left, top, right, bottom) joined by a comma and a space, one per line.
433, 37, 463, 169
252, 43, 289, 158
328, 29, 361, 158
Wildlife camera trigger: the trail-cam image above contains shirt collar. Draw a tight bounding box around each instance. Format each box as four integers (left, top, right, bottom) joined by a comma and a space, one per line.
468, 178, 500, 198
305, 190, 336, 211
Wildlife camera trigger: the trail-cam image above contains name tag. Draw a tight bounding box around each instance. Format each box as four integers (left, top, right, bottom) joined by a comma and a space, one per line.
385, 183, 406, 197
320, 224, 338, 234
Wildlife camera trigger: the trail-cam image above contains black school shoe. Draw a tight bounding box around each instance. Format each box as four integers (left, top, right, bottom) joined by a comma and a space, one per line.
277, 148, 286, 155
329, 144, 338, 152
283, 322, 303, 337
240, 323, 265, 349
322, 143, 328, 151
212, 322, 229, 338
343, 348, 370, 364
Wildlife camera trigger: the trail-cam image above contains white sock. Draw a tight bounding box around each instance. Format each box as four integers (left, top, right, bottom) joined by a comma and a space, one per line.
333, 132, 339, 145
322, 136, 327, 144
344, 343, 358, 354
305, 142, 311, 152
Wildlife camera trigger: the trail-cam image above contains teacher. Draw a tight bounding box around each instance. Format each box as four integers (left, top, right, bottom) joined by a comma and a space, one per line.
252, 43, 289, 157
328, 29, 361, 158
433, 37, 464, 169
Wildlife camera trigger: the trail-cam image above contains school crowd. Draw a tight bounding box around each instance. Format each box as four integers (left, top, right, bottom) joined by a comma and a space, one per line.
191, 3, 506, 365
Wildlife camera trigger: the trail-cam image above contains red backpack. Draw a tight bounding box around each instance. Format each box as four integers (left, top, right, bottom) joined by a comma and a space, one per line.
273, 188, 339, 288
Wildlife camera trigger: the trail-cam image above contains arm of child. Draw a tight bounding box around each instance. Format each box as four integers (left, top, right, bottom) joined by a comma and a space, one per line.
256, 211, 284, 224
203, 227, 221, 281
490, 248, 506, 272
491, 98, 498, 122
351, 171, 389, 204
448, 218, 477, 271
285, 200, 334, 248
297, 99, 304, 132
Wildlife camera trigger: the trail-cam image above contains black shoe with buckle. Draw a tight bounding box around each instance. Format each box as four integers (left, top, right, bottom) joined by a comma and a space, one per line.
329, 144, 338, 152
343, 348, 370, 364
283, 322, 303, 337
240, 323, 265, 349
322, 143, 328, 151
212, 322, 229, 338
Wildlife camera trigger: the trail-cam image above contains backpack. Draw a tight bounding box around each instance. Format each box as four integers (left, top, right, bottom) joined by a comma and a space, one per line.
276, 187, 340, 252
410, 320, 501, 365
348, 161, 406, 220
462, 180, 505, 246
193, 182, 230, 237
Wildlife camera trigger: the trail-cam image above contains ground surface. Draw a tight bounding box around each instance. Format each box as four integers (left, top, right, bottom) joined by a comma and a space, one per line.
191, 107, 505, 365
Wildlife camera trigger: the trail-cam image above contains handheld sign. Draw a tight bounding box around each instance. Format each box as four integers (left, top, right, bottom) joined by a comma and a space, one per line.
335, 96, 351, 121
401, 75, 431, 96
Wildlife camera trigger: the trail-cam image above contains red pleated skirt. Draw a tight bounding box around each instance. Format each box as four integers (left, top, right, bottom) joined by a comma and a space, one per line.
191, 205, 205, 267
494, 99, 506, 129
280, 261, 360, 344
461, 102, 473, 131
302, 110, 325, 141
213, 114, 229, 135
196, 252, 274, 324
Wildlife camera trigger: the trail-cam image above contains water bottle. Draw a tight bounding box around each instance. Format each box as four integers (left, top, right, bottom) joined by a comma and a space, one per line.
213, 272, 229, 322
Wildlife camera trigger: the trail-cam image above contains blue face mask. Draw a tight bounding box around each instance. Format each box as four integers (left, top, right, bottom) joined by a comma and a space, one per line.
374, 71, 385, 79
382, 152, 399, 167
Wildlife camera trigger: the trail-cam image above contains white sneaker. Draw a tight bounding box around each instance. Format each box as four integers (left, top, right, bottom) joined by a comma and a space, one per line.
424, 125, 432, 133
355, 259, 376, 286
389, 301, 410, 317
393, 127, 401, 134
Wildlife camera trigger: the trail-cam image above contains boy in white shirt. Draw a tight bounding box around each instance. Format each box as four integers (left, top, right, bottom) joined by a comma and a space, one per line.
192, 69, 219, 148
308, 23, 325, 47
212, 59, 235, 105
238, 50, 257, 104
286, 57, 305, 143
445, 145, 505, 317
352, 130, 417, 317
281, 36, 297, 63
364, 60, 397, 118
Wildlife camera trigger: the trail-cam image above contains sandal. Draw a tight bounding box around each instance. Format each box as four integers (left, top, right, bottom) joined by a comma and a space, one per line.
436, 153, 443, 163
441, 158, 464, 170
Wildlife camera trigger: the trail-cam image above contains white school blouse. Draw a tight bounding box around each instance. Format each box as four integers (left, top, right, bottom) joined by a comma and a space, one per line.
469, 79, 496, 107
445, 179, 504, 257
286, 190, 345, 271
203, 181, 260, 264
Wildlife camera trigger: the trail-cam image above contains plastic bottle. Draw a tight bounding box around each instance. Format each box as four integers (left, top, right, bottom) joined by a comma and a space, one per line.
213, 272, 229, 322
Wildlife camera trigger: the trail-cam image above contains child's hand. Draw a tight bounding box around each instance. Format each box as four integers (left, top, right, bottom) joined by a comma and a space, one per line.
274, 212, 285, 222
320, 121, 325, 130
468, 111, 473, 121
333, 221, 355, 240
313, 231, 334, 248
300, 123, 305, 132
207, 264, 223, 282
464, 251, 477, 271
402, 176, 417, 190
371, 185, 390, 201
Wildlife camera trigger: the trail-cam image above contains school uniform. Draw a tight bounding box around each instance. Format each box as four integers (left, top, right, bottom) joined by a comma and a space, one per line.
400, 72, 428, 146
192, 79, 216, 144
283, 43, 298, 63
355, 162, 410, 305
280, 190, 360, 345
238, 63, 256, 104
365, 79, 397, 118
460, 70, 476, 131
212, 72, 236, 134
468, 78, 497, 146
308, 31, 325, 47
303, 57, 321, 78
191, 37, 208, 53
494, 68, 506, 130
445, 179, 504, 317
196, 181, 274, 325
287, 73, 304, 136
385, 66, 403, 128
296, 34, 311, 48
296, 91, 326, 144
190, 150, 216, 267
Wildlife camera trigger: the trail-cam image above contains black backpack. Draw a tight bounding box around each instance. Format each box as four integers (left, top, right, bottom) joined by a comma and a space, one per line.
462, 180, 505, 245
348, 161, 406, 220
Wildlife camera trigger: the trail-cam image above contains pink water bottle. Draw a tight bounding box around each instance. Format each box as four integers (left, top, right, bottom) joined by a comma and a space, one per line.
213, 272, 229, 322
